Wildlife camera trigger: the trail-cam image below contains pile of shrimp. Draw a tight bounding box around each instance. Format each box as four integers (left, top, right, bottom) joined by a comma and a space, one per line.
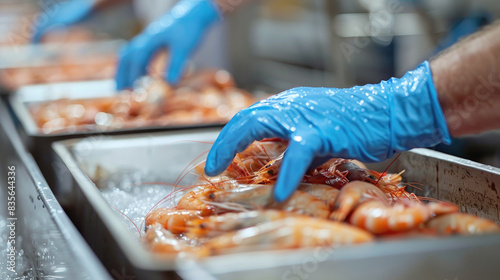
0, 26, 115, 90
143, 139, 500, 257
28, 69, 256, 134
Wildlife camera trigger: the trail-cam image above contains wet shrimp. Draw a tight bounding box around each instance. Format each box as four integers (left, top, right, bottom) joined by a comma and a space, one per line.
297, 183, 340, 210
251, 152, 283, 184
198, 216, 374, 256
207, 184, 331, 219
176, 183, 239, 215
186, 210, 291, 238
349, 200, 459, 234
425, 213, 500, 235
145, 208, 203, 234
143, 224, 190, 254
195, 140, 287, 184
329, 181, 389, 221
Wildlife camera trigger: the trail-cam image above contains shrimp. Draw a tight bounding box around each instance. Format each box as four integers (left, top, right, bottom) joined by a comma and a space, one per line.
278, 190, 331, 219
251, 152, 283, 184
208, 184, 274, 209
349, 200, 459, 234
207, 184, 331, 219
297, 183, 340, 210
303, 158, 350, 188
425, 213, 500, 235
198, 216, 374, 256
143, 224, 189, 254
175, 181, 243, 214
329, 181, 389, 221
186, 210, 291, 238
145, 208, 203, 234
195, 139, 288, 184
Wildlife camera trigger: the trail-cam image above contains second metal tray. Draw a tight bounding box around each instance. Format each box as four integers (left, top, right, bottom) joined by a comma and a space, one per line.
9, 80, 224, 204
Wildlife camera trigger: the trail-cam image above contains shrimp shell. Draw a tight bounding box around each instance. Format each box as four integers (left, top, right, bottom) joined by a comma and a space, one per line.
143, 224, 189, 254
199, 216, 374, 256
329, 181, 389, 221
298, 183, 339, 210
209, 184, 331, 219
426, 213, 500, 235
145, 208, 203, 234
186, 210, 290, 238
349, 200, 457, 234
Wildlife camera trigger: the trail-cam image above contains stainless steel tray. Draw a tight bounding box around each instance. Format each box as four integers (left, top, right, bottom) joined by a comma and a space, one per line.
0, 99, 110, 279
53, 129, 500, 279
9, 80, 224, 204
0, 40, 122, 93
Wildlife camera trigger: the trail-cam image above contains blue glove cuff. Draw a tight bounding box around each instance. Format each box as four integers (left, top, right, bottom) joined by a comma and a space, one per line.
389, 60, 451, 155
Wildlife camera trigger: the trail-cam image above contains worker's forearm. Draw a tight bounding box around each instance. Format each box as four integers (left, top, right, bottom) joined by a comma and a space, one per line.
431, 22, 500, 137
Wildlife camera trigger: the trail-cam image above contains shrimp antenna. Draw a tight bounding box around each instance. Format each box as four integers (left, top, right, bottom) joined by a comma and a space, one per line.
111, 206, 142, 237
376, 154, 401, 185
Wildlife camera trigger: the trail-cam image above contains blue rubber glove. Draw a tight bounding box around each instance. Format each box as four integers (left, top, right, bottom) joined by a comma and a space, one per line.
32, 0, 95, 43
115, 0, 221, 90
204, 61, 451, 202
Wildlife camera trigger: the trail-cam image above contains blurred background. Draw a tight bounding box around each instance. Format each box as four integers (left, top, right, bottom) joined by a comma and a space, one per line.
0, 0, 499, 166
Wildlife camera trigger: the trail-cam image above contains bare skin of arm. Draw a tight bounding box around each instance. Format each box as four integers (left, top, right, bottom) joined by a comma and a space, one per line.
93, 0, 131, 11
431, 22, 500, 137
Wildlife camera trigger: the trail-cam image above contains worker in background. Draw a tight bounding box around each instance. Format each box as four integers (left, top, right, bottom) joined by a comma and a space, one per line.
32, 0, 228, 78
34, 0, 500, 202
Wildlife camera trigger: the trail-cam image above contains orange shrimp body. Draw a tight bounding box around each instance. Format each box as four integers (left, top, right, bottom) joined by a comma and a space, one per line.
298, 183, 340, 210
143, 224, 189, 254
199, 216, 374, 256
426, 213, 500, 235
145, 208, 203, 234
209, 184, 273, 209
276, 190, 331, 219
349, 200, 433, 234
329, 181, 389, 221
251, 153, 283, 184
236, 140, 288, 172
186, 210, 290, 238
176, 185, 219, 216
209, 184, 331, 219
303, 158, 350, 188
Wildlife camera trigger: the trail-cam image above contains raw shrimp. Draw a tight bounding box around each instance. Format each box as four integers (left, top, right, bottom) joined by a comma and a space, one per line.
329, 181, 389, 221
198, 216, 374, 256
251, 152, 283, 184
302, 158, 350, 188
426, 213, 500, 235
207, 184, 331, 218
145, 208, 203, 234
143, 224, 189, 254
195, 139, 288, 184
349, 200, 459, 234
186, 210, 291, 238
176, 185, 222, 216
297, 183, 340, 210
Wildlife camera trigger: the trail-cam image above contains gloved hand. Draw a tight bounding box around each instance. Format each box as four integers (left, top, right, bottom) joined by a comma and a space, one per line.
115, 0, 221, 90
204, 61, 451, 202
32, 0, 95, 43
